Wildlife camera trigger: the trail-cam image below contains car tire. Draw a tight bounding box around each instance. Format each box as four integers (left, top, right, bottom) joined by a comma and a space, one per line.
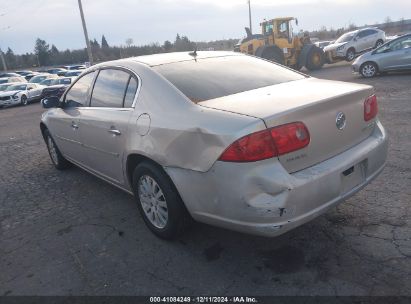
132, 161, 192, 239
346, 48, 356, 61
304, 46, 325, 71
375, 39, 384, 48
20, 95, 28, 106
360, 62, 378, 78
44, 129, 72, 170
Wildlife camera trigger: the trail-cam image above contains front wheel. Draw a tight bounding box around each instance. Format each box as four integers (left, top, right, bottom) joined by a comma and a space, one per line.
20, 95, 28, 106
346, 48, 356, 61
375, 39, 384, 48
360, 62, 378, 78
132, 162, 192, 239
304, 46, 325, 71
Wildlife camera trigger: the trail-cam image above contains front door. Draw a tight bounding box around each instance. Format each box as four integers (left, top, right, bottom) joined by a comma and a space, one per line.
377, 35, 411, 70
79, 68, 139, 184
48, 71, 96, 165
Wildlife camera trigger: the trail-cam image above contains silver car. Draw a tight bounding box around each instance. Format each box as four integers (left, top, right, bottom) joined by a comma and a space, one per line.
352, 34, 411, 77
324, 28, 386, 62
40, 52, 387, 239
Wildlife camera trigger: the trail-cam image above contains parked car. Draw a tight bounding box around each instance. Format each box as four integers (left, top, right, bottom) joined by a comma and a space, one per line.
63, 65, 86, 70
40, 52, 387, 239
47, 68, 68, 76
39, 78, 58, 86
0, 76, 27, 84
22, 72, 39, 81
324, 28, 386, 62
64, 70, 82, 77
15, 70, 33, 76
352, 33, 411, 77
40, 77, 76, 99
0, 82, 22, 92
29, 73, 58, 84
0, 83, 44, 107
0, 72, 21, 78
314, 40, 332, 49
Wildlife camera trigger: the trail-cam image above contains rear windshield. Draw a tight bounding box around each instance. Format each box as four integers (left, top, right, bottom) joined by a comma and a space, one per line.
153, 55, 305, 102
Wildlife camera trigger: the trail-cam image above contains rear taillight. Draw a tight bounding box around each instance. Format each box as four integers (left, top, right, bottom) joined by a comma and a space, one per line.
219, 122, 310, 162
364, 94, 378, 121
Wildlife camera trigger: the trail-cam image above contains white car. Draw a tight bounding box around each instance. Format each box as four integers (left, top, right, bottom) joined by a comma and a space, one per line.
0, 83, 44, 107
324, 28, 386, 62
0, 76, 27, 84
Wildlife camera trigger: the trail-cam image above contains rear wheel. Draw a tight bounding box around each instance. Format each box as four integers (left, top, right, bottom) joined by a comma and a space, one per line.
305, 46, 324, 71
132, 162, 192, 239
360, 62, 378, 78
375, 39, 384, 48
44, 129, 72, 170
20, 95, 28, 106
346, 48, 356, 61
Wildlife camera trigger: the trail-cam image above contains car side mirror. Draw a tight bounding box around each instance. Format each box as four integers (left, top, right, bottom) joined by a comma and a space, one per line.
28, 87, 33, 90
353, 37, 358, 41
383, 48, 392, 53
42, 96, 60, 109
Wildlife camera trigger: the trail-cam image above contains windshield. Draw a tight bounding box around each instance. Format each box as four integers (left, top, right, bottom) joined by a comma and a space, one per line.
0, 84, 10, 91
30, 76, 47, 83
153, 55, 305, 102
336, 32, 355, 43
8, 84, 27, 91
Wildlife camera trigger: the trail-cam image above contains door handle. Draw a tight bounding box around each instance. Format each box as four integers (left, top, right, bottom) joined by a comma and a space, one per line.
108, 129, 121, 136
71, 122, 79, 129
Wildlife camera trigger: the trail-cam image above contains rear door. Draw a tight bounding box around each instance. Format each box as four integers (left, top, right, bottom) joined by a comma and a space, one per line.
79, 68, 139, 184
47, 71, 96, 164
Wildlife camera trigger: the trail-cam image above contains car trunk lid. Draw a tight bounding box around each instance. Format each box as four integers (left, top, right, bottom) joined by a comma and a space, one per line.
199, 78, 376, 173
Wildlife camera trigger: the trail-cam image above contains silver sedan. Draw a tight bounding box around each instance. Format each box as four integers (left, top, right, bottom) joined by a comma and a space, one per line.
40, 52, 387, 239
352, 33, 411, 77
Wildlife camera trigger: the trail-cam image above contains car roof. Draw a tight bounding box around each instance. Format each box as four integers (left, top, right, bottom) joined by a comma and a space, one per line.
127, 51, 242, 67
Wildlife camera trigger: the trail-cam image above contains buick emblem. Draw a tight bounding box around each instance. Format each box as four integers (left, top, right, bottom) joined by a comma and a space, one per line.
336, 112, 346, 130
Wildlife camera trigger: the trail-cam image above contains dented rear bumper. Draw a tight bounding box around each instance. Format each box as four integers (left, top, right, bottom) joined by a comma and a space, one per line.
165, 121, 388, 237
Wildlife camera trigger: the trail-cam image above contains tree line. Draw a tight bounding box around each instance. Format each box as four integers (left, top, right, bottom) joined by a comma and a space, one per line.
1, 34, 237, 71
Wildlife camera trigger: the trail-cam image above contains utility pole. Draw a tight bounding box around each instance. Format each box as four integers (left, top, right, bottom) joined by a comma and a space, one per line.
0, 47, 7, 71
77, 0, 94, 65
248, 0, 252, 34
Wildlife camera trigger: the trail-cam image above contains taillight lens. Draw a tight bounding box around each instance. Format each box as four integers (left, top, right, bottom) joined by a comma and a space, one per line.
218, 129, 276, 162
270, 122, 310, 156
364, 94, 378, 121
219, 122, 310, 162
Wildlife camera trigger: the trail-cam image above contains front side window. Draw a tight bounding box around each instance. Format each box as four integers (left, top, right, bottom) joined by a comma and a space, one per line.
391, 36, 411, 51
64, 71, 96, 108
90, 69, 131, 108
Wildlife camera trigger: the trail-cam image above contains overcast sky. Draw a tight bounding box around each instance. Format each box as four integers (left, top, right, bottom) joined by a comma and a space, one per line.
0, 0, 409, 54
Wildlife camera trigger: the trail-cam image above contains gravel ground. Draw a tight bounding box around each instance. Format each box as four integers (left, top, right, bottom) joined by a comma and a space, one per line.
0, 64, 410, 296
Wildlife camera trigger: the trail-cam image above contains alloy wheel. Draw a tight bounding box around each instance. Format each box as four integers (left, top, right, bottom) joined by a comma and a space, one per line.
138, 175, 168, 229
47, 136, 59, 165
362, 64, 376, 77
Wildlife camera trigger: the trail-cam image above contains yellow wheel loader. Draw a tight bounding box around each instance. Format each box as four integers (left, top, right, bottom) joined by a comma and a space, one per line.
235, 17, 325, 71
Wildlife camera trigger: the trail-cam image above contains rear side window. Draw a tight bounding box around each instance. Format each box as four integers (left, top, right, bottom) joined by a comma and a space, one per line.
153, 55, 305, 102
65, 72, 96, 108
124, 77, 138, 107
90, 69, 130, 108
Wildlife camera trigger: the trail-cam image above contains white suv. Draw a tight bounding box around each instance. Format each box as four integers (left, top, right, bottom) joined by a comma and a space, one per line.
324, 28, 386, 62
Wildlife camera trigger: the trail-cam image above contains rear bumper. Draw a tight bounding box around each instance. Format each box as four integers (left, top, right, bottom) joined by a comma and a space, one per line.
166, 121, 388, 237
